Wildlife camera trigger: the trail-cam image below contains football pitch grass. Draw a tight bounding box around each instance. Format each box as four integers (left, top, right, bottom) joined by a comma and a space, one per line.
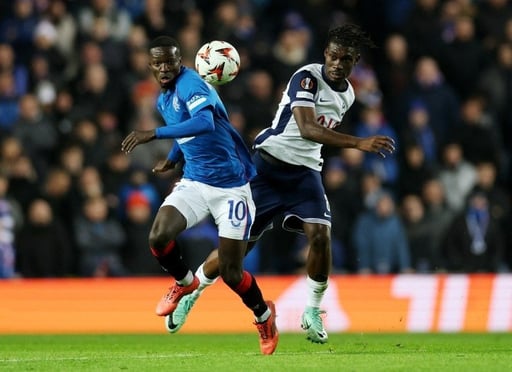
1, 333, 511, 371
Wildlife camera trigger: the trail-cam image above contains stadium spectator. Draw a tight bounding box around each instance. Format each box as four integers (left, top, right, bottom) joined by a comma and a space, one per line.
0, 42, 29, 97
101, 148, 132, 210
121, 190, 162, 276
402, 0, 444, 60
72, 62, 125, 124
0, 71, 20, 137
0, 0, 39, 65
375, 33, 414, 130
74, 195, 128, 277
0, 170, 16, 278
438, 141, 477, 212
45, 0, 78, 65
397, 142, 436, 199
71, 118, 108, 168
5, 153, 39, 214
420, 177, 456, 270
123, 110, 172, 172
353, 105, 399, 187
117, 165, 160, 222
400, 193, 436, 273
400, 99, 437, 165
361, 171, 385, 211
133, 0, 176, 41
323, 156, 361, 272
238, 69, 276, 146
441, 190, 506, 273
475, 0, 512, 52
452, 94, 504, 170
31, 18, 67, 89
16, 198, 73, 277
352, 190, 412, 274
77, 0, 132, 43
471, 162, 511, 258
438, 15, 488, 100
13, 93, 58, 179
477, 42, 512, 158
402, 56, 460, 148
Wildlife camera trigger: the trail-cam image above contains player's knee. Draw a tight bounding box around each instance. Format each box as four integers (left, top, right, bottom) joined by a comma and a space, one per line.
308, 226, 331, 252
148, 224, 176, 250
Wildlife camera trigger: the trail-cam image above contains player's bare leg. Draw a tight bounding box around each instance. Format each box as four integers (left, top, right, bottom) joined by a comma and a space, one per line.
167, 242, 255, 332
150, 206, 199, 316
300, 222, 330, 344
218, 237, 278, 355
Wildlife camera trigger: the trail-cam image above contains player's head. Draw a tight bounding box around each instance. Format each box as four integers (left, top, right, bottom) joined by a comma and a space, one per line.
323, 24, 375, 84
148, 36, 182, 90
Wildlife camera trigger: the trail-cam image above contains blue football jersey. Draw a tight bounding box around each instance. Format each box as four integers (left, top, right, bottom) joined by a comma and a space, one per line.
254, 63, 355, 171
156, 66, 255, 187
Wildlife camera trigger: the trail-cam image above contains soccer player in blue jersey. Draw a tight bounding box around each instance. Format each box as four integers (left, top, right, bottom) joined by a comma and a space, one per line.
121, 36, 278, 355
168, 24, 396, 344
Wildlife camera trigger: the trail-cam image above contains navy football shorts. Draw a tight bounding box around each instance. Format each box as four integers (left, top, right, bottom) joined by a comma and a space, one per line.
249, 150, 331, 240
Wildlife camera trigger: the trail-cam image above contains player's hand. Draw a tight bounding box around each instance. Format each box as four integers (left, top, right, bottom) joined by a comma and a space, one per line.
356, 136, 396, 158
152, 159, 176, 173
121, 130, 156, 153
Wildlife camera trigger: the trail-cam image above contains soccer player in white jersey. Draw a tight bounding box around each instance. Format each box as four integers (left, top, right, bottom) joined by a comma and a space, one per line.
121, 36, 278, 355
168, 24, 396, 343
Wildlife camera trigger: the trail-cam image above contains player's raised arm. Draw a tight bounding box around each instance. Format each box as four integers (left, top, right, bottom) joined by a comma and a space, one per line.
293, 106, 395, 158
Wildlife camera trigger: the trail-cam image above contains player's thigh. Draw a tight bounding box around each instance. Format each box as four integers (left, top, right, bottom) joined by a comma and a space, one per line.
207, 182, 255, 240
249, 174, 285, 239
283, 170, 331, 233
161, 179, 210, 229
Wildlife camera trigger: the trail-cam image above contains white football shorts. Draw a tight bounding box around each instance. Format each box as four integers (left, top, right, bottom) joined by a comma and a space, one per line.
161, 178, 255, 241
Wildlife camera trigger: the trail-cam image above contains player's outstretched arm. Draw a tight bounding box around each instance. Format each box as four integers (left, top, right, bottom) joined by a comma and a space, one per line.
121, 129, 156, 153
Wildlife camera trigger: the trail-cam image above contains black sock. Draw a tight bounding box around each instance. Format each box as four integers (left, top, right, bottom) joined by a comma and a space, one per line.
228, 271, 267, 318
150, 240, 189, 280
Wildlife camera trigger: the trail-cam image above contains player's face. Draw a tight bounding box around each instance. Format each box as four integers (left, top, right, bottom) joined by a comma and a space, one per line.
149, 46, 182, 90
323, 42, 360, 84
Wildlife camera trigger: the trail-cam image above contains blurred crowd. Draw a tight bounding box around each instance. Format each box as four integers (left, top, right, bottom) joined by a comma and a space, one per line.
0, 0, 511, 279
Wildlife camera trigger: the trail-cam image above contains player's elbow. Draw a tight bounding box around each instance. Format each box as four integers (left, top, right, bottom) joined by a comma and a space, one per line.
195, 109, 215, 133
298, 122, 322, 141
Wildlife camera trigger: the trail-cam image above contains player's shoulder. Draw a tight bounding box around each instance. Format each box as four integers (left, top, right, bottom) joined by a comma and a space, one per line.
178, 66, 205, 84
295, 63, 323, 77
177, 66, 211, 95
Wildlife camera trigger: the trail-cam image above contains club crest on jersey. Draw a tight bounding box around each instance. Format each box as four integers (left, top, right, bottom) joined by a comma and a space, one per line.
173, 95, 180, 111
300, 77, 314, 90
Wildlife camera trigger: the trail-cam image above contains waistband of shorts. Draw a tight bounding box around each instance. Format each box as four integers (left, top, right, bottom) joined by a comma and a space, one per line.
257, 149, 301, 169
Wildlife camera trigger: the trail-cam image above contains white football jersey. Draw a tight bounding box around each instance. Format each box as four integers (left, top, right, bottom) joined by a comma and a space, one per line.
254, 63, 355, 171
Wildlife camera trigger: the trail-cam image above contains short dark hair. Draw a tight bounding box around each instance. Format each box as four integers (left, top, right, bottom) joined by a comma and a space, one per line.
326, 24, 376, 50
148, 36, 181, 52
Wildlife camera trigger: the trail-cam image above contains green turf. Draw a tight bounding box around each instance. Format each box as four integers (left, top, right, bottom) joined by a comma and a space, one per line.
1, 333, 511, 371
